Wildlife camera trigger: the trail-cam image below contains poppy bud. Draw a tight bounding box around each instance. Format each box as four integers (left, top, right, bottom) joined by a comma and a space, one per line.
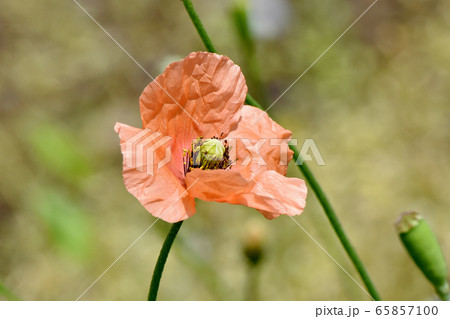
395, 212, 449, 300
200, 139, 225, 162
243, 220, 266, 265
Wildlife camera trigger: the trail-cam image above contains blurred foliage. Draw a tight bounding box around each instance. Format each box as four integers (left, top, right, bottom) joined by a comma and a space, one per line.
0, 281, 20, 301
31, 186, 93, 261
28, 124, 92, 184
0, 0, 449, 301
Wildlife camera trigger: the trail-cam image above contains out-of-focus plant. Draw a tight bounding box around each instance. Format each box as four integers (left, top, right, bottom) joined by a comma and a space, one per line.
28, 124, 92, 186
32, 187, 93, 261
0, 281, 20, 301
242, 219, 266, 300
230, 0, 267, 105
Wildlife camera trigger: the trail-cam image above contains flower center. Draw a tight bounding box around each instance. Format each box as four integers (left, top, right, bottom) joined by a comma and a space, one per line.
184, 136, 231, 174
200, 139, 225, 161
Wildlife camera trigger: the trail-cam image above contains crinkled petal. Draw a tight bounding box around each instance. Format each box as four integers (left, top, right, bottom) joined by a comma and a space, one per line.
115, 122, 195, 223
250, 170, 307, 219
227, 105, 293, 179
140, 52, 247, 141
185, 169, 307, 219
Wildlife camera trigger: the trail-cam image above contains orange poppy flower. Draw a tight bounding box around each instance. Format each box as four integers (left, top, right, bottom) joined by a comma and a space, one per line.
115, 52, 307, 223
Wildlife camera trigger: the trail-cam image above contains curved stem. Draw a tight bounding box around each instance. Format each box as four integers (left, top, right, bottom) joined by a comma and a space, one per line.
148, 221, 183, 301
290, 146, 381, 300
181, 0, 381, 301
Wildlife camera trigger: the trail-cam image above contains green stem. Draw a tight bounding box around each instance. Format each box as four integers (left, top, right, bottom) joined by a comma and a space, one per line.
148, 221, 183, 301
245, 94, 262, 109
290, 146, 381, 300
182, 0, 216, 53
245, 263, 261, 301
181, 0, 381, 301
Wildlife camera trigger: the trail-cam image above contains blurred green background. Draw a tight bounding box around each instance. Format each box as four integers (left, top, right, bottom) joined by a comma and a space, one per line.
0, 0, 449, 300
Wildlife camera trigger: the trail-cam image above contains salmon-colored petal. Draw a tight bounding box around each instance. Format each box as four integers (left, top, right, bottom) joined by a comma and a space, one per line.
250, 170, 307, 219
227, 105, 293, 179
115, 122, 196, 223
185, 169, 306, 219
185, 169, 248, 199
140, 52, 247, 142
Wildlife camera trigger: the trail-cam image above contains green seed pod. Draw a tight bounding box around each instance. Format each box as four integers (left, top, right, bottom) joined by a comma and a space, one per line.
395, 212, 449, 300
200, 139, 225, 162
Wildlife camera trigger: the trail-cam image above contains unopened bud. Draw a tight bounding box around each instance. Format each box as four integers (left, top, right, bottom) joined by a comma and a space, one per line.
396, 212, 449, 300
243, 220, 266, 265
